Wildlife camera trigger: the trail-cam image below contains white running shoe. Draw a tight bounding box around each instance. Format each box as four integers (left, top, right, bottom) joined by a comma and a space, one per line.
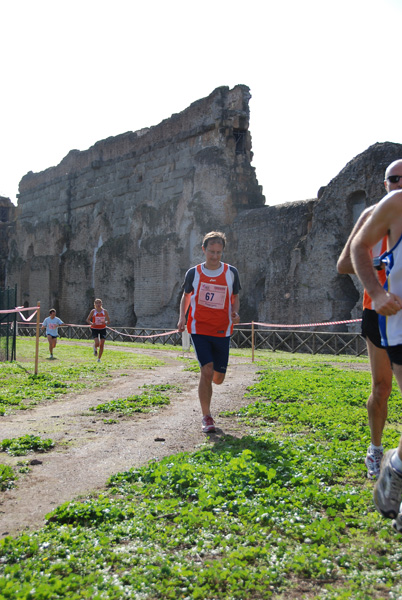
202, 415, 216, 433
365, 446, 383, 480
374, 449, 402, 519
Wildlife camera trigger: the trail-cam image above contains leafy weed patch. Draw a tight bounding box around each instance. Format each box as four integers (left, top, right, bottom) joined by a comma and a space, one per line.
88, 383, 180, 416
89, 391, 170, 415
0, 464, 16, 491
0, 435, 54, 456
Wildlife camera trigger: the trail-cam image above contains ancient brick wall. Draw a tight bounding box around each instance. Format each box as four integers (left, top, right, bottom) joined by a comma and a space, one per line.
6, 85, 264, 326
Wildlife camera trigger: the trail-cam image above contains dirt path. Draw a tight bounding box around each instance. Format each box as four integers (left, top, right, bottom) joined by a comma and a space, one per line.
0, 348, 258, 538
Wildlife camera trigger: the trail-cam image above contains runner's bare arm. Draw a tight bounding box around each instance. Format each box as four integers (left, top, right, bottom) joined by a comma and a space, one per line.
86, 310, 94, 325
231, 294, 240, 324
351, 199, 402, 315
177, 293, 191, 332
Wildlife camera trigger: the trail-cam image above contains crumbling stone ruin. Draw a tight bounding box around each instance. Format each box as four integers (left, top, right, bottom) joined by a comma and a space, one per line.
5, 85, 263, 326
0, 197, 16, 289
233, 141, 402, 331
2, 84, 402, 331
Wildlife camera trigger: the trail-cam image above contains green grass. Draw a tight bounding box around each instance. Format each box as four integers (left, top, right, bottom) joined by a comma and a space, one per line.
1, 348, 402, 598
0, 338, 164, 414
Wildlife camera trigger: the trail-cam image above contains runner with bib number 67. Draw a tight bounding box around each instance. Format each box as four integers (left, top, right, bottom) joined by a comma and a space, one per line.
177, 231, 241, 433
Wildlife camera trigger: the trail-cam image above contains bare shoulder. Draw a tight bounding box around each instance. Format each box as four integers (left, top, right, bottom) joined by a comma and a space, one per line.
368, 191, 402, 227
377, 191, 402, 245
376, 190, 402, 212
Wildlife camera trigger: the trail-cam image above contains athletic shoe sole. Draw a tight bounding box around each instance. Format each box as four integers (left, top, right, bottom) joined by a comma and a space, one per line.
374, 449, 402, 519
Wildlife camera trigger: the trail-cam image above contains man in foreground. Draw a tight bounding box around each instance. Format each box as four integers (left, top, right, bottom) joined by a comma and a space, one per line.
177, 231, 241, 433
337, 160, 402, 478
351, 171, 402, 523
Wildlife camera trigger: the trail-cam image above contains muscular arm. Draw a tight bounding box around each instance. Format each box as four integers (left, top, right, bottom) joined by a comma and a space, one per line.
337, 206, 374, 274
103, 310, 111, 325
351, 195, 402, 315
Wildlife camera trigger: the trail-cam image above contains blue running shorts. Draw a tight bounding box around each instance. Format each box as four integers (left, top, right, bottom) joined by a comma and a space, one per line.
191, 334, 230, 373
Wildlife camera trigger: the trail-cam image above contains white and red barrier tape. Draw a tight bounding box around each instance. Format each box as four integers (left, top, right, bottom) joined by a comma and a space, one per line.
106, 327, 179, 339
0, 306, 39, 322
236, 318, 362, 329
13, 319, 180, 340
5, 304, 362, 336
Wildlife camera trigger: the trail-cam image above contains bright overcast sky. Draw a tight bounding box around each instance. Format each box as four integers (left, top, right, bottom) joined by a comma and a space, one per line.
1, 0, 402, 207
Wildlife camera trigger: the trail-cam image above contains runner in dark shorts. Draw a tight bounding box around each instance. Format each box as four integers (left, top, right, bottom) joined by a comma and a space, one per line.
177, 231, 241, 433
86, 299, 111, 363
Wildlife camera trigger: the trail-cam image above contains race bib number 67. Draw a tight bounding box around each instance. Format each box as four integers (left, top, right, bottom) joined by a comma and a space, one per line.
198, 282, 227, 309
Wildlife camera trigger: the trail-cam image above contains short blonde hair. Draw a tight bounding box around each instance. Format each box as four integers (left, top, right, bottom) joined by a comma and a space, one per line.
202, 231, 226, 249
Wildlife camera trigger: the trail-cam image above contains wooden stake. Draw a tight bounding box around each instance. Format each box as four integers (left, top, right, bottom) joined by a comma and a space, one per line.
252, 321, 255, 363
34, 302, 41, 375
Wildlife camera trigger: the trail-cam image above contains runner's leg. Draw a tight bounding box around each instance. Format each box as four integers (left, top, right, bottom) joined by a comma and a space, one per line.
366, 339, 393, 446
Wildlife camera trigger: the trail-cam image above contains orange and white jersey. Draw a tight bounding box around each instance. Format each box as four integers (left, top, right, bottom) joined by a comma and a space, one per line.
185, 263, 239, 337
91, 310, 107, 329
363, 237, 388, 310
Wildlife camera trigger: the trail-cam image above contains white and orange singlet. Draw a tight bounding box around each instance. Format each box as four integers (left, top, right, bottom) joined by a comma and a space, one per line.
91, 310, 107, 330
186, 263, 238, 337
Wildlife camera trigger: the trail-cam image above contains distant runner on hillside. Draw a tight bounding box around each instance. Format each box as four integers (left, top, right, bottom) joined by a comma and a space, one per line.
86, 299, 110, 363
41, 308, 64, 360
177, 231, 241, 433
